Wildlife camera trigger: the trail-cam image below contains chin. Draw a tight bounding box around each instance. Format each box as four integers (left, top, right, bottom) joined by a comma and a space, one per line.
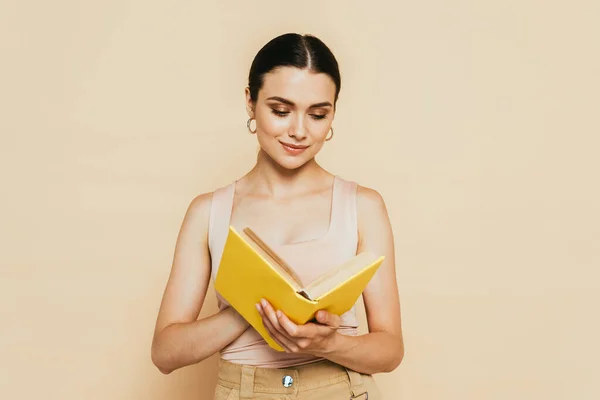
274, 155, 311, 171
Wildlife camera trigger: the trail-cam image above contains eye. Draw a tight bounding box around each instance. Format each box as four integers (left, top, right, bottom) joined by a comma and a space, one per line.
271, 109, 289, 117
311, 114, 327, 120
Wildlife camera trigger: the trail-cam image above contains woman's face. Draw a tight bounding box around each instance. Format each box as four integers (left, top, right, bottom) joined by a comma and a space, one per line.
246, 66, 336, 170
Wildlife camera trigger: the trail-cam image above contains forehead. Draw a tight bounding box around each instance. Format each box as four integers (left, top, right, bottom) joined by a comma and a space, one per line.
259, 66, 336, 105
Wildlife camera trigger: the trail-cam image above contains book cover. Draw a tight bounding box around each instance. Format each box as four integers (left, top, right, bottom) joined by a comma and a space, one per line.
214, 226, 384, 351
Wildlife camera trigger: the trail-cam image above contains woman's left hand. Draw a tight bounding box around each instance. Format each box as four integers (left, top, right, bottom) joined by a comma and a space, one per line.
256, 299, 340, 355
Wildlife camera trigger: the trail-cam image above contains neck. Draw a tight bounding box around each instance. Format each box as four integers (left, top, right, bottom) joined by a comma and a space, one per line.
243, 149, 329, 198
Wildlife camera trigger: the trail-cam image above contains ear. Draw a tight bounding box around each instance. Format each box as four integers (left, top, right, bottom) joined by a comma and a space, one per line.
245, 87, 255, 118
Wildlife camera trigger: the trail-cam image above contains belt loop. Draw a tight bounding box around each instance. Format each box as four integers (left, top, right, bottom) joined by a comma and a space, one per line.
293, 369, 300, 396
239, 365, 256, 399
345, 367, 368, 399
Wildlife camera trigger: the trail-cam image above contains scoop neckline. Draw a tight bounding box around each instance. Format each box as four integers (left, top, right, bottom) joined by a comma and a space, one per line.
228, 175, 339, 247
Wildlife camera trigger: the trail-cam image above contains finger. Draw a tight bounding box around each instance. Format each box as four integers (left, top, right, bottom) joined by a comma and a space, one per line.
272, 306, 329, 339
276, 310, 302, 337
256, 303, 289, 349
276, 312, 335, 353
256, 304, 298, 352
263, 313, 298, 352
315, 310, 341, 328
278, 311, 333, 344
260, 300, 291, 337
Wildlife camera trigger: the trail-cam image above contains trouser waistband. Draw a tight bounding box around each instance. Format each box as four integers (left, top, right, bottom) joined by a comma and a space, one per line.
217, 358, 369, 399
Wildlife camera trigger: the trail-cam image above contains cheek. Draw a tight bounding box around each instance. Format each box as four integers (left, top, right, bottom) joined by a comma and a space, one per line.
258, 113, 288, 137
308, 120, 331, 140
310, 140, 326, 154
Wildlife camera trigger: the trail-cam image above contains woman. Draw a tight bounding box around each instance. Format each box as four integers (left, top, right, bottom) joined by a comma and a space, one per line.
151, 33, 404, 399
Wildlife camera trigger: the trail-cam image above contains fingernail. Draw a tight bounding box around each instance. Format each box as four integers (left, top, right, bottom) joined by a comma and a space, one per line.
276, 310, 282, 318
255, 304, 261, 311
261, 299, 267, 307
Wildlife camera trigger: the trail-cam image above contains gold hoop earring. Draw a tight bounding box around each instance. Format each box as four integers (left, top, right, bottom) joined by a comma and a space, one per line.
247, 118, 257, 134
326, 127, 334, 141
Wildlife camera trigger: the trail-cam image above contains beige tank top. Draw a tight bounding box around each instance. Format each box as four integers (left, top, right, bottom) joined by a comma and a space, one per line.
208, 175, 360, 367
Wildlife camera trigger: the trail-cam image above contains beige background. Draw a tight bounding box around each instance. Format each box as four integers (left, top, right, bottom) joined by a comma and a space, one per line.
1, 1, 599, 399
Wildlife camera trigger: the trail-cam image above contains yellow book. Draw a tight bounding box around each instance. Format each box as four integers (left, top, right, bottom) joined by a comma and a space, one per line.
214, 226, 385, 352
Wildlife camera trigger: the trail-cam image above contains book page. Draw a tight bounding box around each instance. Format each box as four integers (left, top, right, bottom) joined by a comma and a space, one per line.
301, 252, 379, 300
242, 228, 304, 289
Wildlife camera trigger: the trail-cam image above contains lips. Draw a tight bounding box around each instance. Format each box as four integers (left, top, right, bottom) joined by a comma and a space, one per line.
280, 142, 309, 149
280, 141, 309, 155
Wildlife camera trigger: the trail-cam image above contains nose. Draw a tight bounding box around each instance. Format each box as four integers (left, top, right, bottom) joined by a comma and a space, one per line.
289, 114, 307, 140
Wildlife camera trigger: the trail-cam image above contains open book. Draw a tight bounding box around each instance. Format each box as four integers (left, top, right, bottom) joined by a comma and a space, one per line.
214, 226, 385, 352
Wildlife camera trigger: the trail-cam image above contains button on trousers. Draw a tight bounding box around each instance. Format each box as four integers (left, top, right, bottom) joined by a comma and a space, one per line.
213, 358, 381, 399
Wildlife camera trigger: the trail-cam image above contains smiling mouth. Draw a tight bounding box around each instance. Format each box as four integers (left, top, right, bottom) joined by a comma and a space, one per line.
279, 141, 309, 155
279, 142, 309, 149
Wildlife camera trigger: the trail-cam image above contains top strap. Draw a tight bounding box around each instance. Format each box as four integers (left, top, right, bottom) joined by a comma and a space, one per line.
329, 176, 359, 249
208, 182, 235, 280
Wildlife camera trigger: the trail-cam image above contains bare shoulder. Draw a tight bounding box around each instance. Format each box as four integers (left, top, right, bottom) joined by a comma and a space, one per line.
356, 183, 390, 223
185, 189, 216, 221
188, 191, 214, 215
173, 190, 216, 245
354, 183, 393, 248
356, 184, 387, 210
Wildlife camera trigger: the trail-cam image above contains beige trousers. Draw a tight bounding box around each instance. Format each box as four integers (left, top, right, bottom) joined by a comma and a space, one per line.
213, 358, 381, 399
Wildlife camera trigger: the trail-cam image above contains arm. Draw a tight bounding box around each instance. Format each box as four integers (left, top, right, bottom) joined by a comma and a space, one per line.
316, 186, 404, 373
151, 193, 249, 374
257, 186, 404, 374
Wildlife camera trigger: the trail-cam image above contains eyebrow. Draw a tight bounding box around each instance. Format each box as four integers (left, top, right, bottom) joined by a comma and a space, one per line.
266, 96, 332, 108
